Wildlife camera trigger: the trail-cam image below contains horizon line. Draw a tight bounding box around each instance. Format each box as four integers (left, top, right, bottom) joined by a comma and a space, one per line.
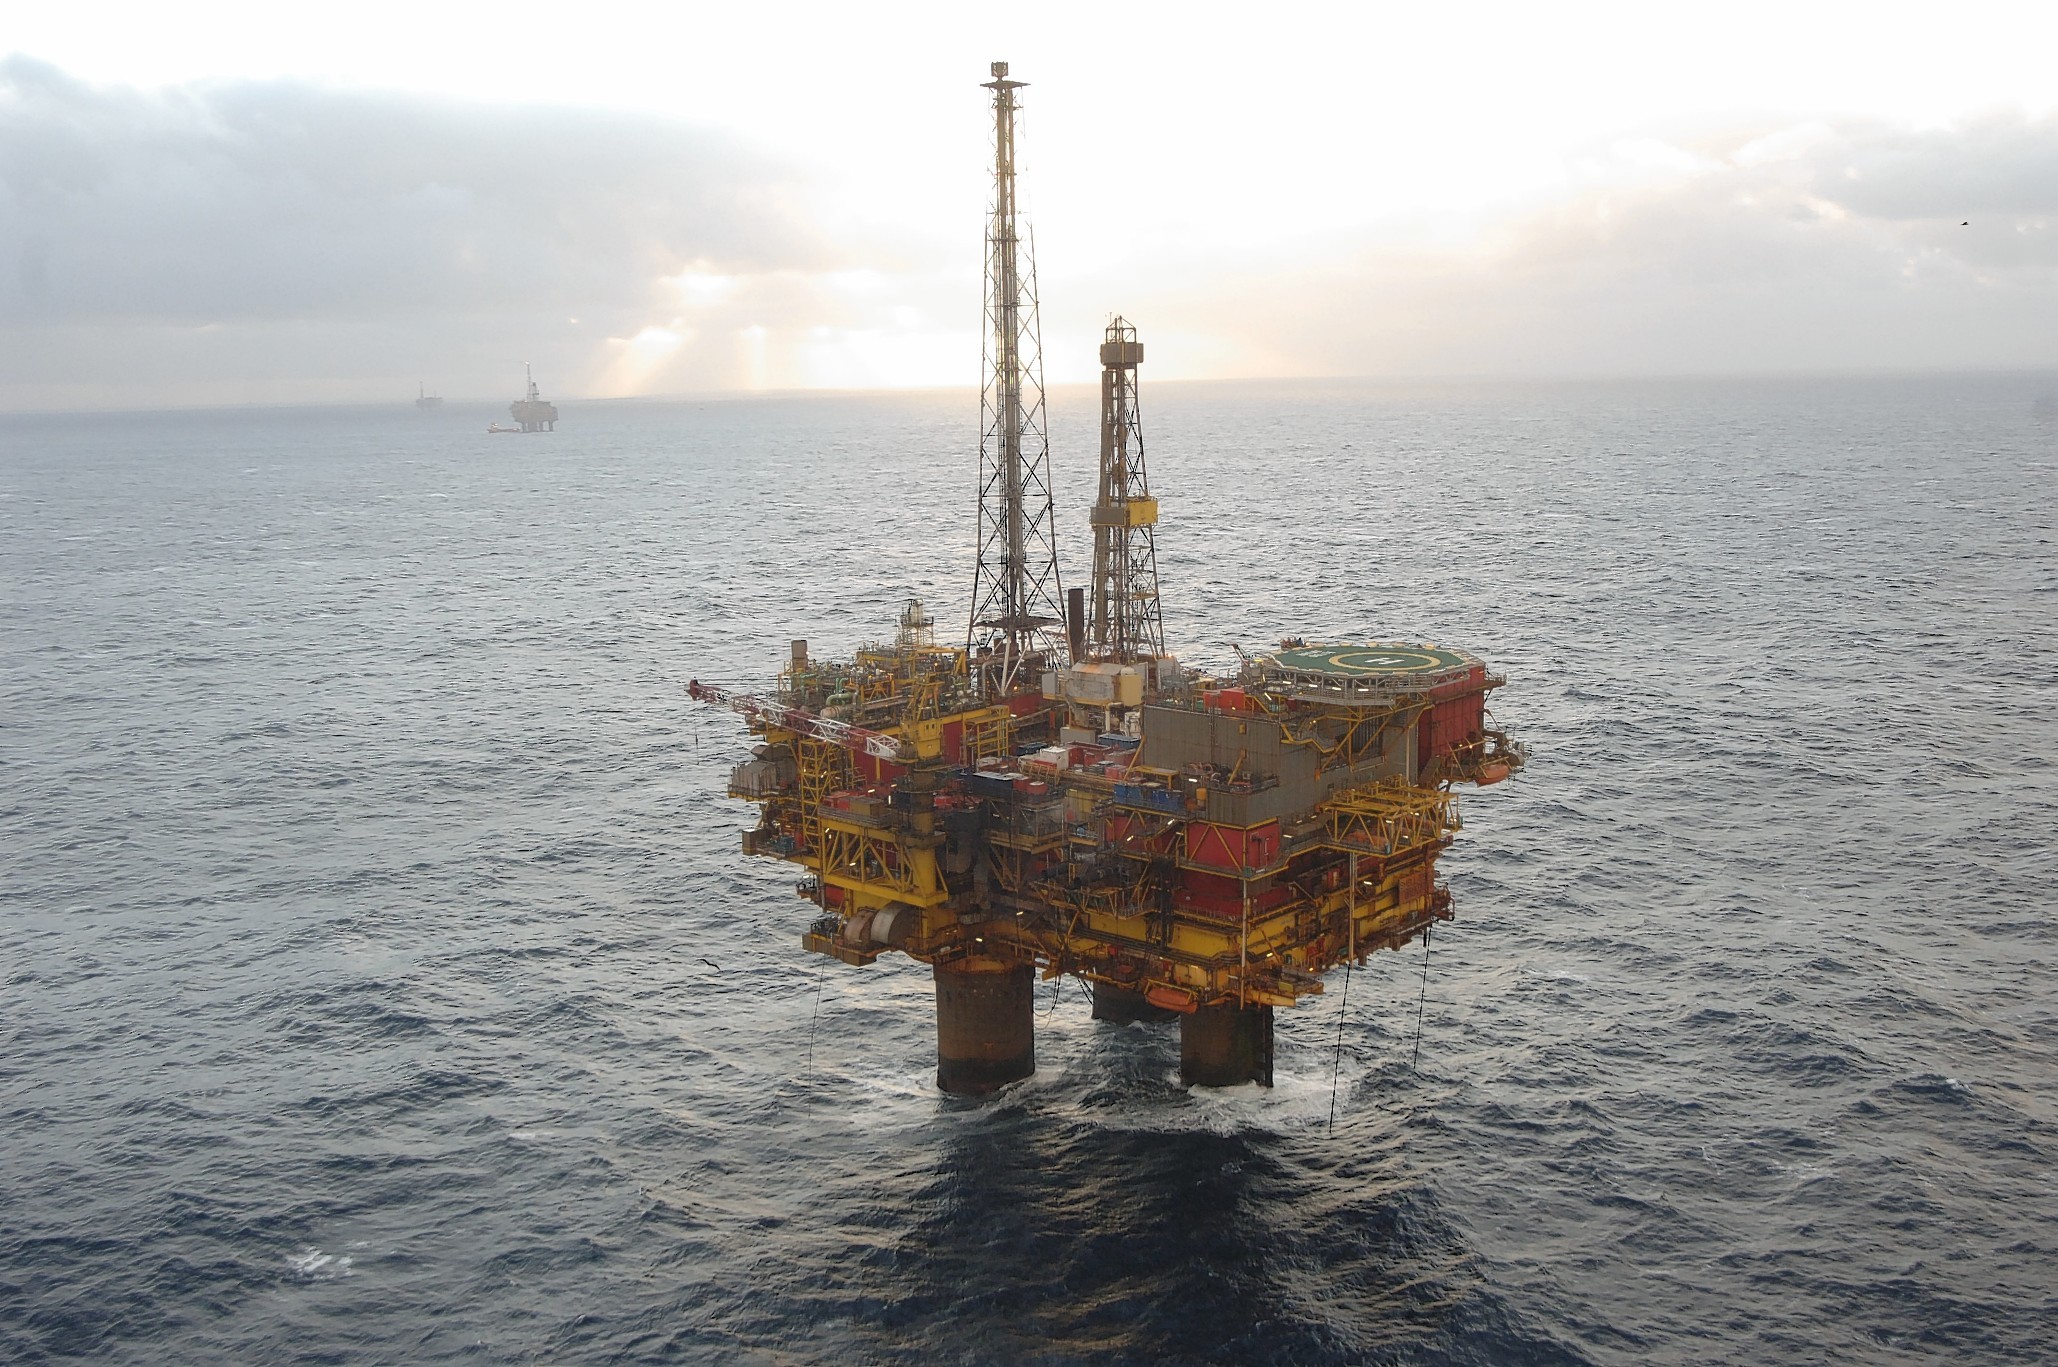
4, 363, 2057, 420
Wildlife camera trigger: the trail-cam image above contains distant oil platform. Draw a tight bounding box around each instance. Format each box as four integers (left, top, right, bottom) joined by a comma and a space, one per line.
414, 382, 444, 411
495, 364, 558, 433
690, 62, 1525, 1094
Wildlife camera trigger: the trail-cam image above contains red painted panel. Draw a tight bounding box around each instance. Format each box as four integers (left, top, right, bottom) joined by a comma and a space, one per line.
1171, 869, 1294, 920
1184, 820, 1282, 871
1175, 869, 1244, 918
1247, 820, 1280, 867
1006, 691, 1048, 718
1184, 821, 1245, 870
1419, 693, 1486, 768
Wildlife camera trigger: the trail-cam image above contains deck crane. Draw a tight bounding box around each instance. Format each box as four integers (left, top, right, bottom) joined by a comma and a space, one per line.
687, 680, 914, 764
690, 673, 965, 986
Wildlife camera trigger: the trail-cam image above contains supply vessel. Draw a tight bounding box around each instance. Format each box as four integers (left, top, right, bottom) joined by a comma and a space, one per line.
690, 62, 1525, 1092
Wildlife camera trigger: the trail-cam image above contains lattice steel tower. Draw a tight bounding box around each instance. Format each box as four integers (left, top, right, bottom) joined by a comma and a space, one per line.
1088, 318, 1163, 662
968, 61, 1066, 694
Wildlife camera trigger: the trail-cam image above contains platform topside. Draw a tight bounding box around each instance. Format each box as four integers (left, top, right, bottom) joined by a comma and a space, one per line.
1250, 641, 1484, 699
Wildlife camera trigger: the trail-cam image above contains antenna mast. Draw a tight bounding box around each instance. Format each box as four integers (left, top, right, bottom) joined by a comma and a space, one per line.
1089, 317, 1163, 662
969, 61, 1066, 695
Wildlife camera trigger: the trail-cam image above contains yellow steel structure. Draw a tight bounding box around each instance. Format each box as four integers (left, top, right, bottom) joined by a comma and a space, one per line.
817, 816, 950, 911
703, 609, 1515, 1090
1316, 779, 1460, 859
687, 62, 1525, 1093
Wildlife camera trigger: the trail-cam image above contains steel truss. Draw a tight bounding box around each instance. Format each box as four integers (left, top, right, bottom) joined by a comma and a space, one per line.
969, 62, 1066, 694
1089, 316, 1164, 661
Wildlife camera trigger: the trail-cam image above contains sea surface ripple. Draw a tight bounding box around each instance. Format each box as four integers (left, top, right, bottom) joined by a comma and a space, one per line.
2, 375, 2054, 1365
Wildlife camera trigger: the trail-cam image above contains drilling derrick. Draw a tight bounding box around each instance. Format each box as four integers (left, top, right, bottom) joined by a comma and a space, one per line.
689, 62, 1528, 1097
1052, 317, 1172, 739
968, 61, 1067, 698
1090, 318, 1162, 664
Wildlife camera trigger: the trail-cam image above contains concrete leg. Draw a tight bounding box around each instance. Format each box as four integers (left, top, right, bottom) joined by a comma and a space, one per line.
934, 961, 1035, 1094
1180, 1004, 1274, 1087
1091, 981, 1178, 1024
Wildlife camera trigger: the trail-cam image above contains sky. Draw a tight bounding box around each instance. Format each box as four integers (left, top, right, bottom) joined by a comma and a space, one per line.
4, 0, 2058, 410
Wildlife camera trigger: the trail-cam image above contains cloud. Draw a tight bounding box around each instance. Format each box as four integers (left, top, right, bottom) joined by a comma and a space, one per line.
0, 57, 942, 407
5, 59, 2057, 409
1812, 115, 2058, 221
0, 55, 824, 323
1119, 112, 2058, 380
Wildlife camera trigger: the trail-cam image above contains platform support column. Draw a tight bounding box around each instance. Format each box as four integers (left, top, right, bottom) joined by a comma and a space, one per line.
1180, 1004, 1274, 1087
934, 960, 1035, 1094
1091, 981, 1177, 1024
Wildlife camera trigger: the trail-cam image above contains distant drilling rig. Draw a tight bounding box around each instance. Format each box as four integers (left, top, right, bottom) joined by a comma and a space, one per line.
509, 364, 558, 432
689, 62, 1525, 1093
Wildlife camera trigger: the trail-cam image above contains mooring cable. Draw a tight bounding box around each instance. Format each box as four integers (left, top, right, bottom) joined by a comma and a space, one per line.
802, 968, 826, 1106
1411, 925, 1434, 1071
1327, 957, 1353, 1136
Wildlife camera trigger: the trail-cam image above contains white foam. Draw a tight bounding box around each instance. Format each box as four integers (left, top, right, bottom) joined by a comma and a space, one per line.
287, 1247, 354, 1280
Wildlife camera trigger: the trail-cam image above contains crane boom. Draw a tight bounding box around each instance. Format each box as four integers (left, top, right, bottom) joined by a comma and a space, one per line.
688, 679, 913, 763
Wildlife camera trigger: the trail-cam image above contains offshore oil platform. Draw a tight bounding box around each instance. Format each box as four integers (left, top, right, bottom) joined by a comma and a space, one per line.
690, 62, 1525, 1093
503, 364, 558, 432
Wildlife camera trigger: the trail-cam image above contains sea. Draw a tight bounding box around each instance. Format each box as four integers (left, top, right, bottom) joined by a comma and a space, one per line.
2, 373, 2053, 1366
